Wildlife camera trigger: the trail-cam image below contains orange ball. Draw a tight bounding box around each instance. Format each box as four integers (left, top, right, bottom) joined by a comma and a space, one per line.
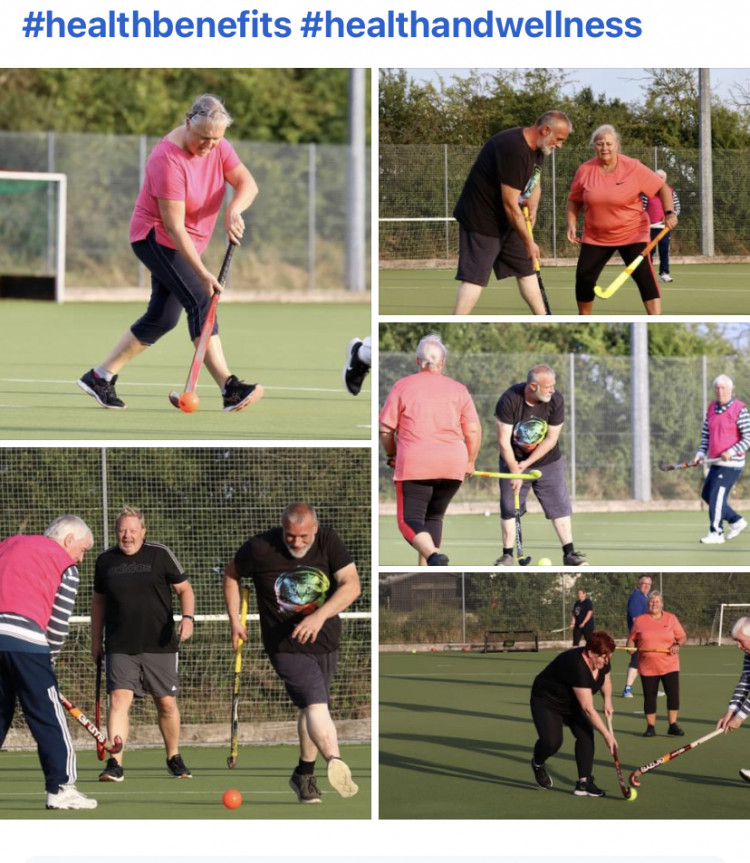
178, 392, 199, 413
222, 789, 242, 809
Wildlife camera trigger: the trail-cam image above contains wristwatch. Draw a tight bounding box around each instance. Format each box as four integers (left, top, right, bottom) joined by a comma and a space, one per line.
665, 210, 675, 215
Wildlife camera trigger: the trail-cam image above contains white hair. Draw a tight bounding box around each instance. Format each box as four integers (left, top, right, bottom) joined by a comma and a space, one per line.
44, 515, 93, 547
590, 124, 621, 148
655, 169, 667, 180
416, 334, 447, 370
732, 617, 750, 639
713, 374, 734, 391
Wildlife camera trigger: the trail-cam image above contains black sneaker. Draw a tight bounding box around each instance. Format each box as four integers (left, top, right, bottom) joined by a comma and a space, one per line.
289, 770, 322, 803
643, 725, 656, 737
562, 550, 588, 566
166, 754, 192, 779
531, 758, 552, 789
427, 553, 449, 566
222, 375, 264, 412
494, 554, 515, 566
343, 338, 370, 396
668, 723, 685, 737
98, 757, 124, 782
573, 775, 605, 797
77, 369, 126, 410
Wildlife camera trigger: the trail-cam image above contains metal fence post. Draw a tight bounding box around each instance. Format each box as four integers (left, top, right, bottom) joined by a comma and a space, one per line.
308, 143, 316, 291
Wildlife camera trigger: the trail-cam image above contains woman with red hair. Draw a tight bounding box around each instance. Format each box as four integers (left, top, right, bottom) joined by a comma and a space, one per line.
530, 630, 617, 797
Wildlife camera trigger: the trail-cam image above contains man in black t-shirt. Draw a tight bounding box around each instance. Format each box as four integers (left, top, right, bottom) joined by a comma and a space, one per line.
494, 364, 587, 567
223, 502, 362, 804
570, 588, 595, 645
91, 506, 195, 783
453, 110, 572, 315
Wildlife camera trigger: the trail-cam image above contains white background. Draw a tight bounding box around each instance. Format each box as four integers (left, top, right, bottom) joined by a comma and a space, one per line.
2, 0, 748, 858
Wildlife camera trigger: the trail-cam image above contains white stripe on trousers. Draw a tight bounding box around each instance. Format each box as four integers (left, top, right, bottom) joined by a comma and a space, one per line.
713, 485, 727, 533
48, 685, 77, 785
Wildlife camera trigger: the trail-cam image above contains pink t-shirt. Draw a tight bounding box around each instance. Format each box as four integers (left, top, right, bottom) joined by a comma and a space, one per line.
379, 371, 480, 481
129, 138, 241, 254
568, 154, 664, 245
629, 611, 686, 676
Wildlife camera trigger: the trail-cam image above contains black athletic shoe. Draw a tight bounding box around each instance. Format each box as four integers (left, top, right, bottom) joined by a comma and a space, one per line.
289, 770, 322, 803
427, 553, 449, 566
166, 754, 192, 779
573, 775, 606, 797
643, 725, 656, 737
222, 376, 264, 412
98, 758, 124, 782
531, 758, 552, 789
77, 369, 126, 410
668, 723, 685, 737
343, 338, 370, 396
562, 550, 588, 566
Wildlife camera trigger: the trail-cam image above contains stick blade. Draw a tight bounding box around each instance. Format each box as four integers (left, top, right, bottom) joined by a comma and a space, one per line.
110, 735, 124, 754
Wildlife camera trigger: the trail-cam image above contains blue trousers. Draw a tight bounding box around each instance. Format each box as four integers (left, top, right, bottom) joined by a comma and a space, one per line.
650, 226, 672, 275
0, 651, 76, 792
701, 464, 743, 534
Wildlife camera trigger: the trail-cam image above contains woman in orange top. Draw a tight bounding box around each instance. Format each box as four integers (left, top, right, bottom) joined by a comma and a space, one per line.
628, 591, 687, 738
566, 125, 679, 316
379, 334, 482, 567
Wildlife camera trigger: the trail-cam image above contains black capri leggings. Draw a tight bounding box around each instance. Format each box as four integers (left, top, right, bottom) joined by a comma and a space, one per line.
130, 228, 217, 344
530, 696, 595, 778
572, 622, 594, 646
575, 241, 660, 304
641, 670, 679, 715
395, 479, 463, 548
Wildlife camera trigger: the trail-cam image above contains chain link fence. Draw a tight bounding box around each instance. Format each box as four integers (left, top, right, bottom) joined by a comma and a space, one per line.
0, 130, 370, 291
380, 572, 750, 645
379, 350, 750, 501
380, 144, 747, 263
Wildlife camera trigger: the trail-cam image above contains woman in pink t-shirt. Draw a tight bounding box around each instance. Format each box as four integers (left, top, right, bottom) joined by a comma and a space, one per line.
379, 334, 482, 566
77, 94, 263, 412
566, 124, 679, 316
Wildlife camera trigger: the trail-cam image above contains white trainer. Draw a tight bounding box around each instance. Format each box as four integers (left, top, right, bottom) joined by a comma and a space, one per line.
660, 273, 673, 283
46, 784, 98, 810
327, 756, 359, 798
700, 531, 725, 544
727, 518, 748, 540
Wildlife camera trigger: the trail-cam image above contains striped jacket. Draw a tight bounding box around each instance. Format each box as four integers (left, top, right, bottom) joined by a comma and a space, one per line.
729, 653, 750, 720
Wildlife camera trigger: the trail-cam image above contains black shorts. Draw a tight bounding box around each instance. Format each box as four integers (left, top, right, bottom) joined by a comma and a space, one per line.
268, 650, 338, 708
575, 241, 660, 303
396, 478, 463, 547
456, 226, 534, 286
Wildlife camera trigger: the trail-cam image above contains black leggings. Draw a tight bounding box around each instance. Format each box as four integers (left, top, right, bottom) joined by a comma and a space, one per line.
130, 229, 217, 344
575, 241, 660, 304
641, 670, 679, 715
531, 696, 595, 778
395, 479, 463, 547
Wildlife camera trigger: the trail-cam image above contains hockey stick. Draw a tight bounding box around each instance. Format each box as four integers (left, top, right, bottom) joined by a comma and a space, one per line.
169, 242, 235, 412
227, 586, 250, 769
60, 694, 123, 754
607, 716, 632, 799
514, 487, 531, 566
472, 469, 542, 480
614, 646, 671, 653
520, 166, 551, 314
629, 728, 724, 787
658, 457, 721, 472
95, 656, 105, 760
593, 226, 670, 299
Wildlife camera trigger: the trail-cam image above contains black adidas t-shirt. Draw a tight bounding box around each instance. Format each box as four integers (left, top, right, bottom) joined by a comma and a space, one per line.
233, 526, 354, 655
94, 541, 187, 654
495, 382, 564, 467
531, 648, 611, 714
453, 127, 544, 237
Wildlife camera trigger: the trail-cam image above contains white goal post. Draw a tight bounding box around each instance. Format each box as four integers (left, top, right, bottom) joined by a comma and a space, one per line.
0, 170, 67, 302
715, 603, 750, 645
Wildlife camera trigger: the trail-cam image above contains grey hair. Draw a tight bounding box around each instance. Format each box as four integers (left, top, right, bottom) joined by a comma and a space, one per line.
116, 505, 145, 530
44, 515, 93, 547
187, 94, 233, 129
527, 363, 555, 384
655, 169, 667, 180
732, 616, 750, 639
416, 334, 447, 370
713, 374, 734, 391
536, 110, 573, 133
283, 502, 318, 526
648, 590, 663, 600
590, 124, 621, 148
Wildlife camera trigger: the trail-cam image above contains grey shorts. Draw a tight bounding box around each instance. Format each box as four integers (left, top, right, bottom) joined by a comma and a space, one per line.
106, 652, 179, 698
499, 457, 572, 520
268, 650, 338, 708
456, 226, 534, 287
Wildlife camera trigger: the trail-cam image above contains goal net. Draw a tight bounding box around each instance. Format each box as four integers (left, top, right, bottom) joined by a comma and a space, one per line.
0, 171, 67, 302
1, 447, 371, 748
709, 603, 750, 645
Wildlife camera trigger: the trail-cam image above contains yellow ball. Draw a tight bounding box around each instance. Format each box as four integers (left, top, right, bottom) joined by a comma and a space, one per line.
538, 557, 552, 566
411, 649, 416, 654
627, 788, 638, 802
